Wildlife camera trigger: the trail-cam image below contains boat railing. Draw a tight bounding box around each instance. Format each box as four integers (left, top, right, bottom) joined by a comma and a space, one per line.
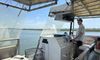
0, 38, 20, 59
74, 43, 95, 60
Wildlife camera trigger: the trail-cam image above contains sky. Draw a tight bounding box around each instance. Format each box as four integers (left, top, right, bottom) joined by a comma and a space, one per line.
0, 0, 100, 29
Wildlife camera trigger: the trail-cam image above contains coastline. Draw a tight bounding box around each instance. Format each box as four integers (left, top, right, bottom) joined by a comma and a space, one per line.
0, 28, 100, 32
22, 29, 100, 32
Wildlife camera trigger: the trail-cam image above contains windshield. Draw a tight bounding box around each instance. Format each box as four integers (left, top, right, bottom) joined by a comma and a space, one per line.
40, 17, 70, 37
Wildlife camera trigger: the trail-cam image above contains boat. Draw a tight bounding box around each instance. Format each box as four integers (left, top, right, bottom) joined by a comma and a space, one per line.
0, 0, 100, 60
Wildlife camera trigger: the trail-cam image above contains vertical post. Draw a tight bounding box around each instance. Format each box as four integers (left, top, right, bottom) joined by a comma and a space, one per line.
17, 39, 20, 54
29, 0, 32, 11
18, 4, 24, 16
69, 21, 73, 35
72, 20, 74, 34
29, 5, 31, 11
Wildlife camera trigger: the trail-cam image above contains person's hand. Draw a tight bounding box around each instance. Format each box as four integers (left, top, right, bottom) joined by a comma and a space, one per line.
70, 39, 76, 42
70, 39, 77, 44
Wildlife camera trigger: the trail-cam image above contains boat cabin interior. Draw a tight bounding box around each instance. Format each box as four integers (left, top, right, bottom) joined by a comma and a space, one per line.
0, 0, 100, 60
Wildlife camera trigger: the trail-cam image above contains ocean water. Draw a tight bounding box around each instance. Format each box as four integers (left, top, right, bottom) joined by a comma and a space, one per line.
0, 29, 99, 55
19, 30, 100, 55
19, 30, 42, 54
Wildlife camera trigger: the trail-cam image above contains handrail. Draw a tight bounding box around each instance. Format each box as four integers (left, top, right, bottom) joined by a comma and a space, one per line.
0, 38, 19, 42
0, 45, 16, 49
0, 38, 20, 54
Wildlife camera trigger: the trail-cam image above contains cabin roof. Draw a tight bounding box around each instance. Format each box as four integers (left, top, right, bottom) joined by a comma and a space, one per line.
73, 0, 100, 16
13, 0, 55, 6
0, 0, 57, 11
49, 0, 100, 17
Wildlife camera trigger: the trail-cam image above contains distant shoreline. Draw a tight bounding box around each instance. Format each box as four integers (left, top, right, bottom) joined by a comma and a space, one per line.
60, 29, 100, 32
0, 28, 100, 32
22, 29, 100, 32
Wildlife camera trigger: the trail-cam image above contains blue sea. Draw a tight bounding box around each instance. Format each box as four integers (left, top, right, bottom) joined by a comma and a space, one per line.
19, 30, 41, 54
19, 30, 100, 55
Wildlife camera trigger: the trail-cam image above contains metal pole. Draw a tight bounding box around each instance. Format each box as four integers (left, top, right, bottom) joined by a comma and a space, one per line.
18, 4, 24, 16
69, 21, 73, 35
33, 36, 41, 60
17, 39, 20, 54
72, 20, 74, 34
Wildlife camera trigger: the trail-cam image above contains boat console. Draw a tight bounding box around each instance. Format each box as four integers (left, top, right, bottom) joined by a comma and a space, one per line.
40, 34, 96, 60
39, 33, 73, 60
